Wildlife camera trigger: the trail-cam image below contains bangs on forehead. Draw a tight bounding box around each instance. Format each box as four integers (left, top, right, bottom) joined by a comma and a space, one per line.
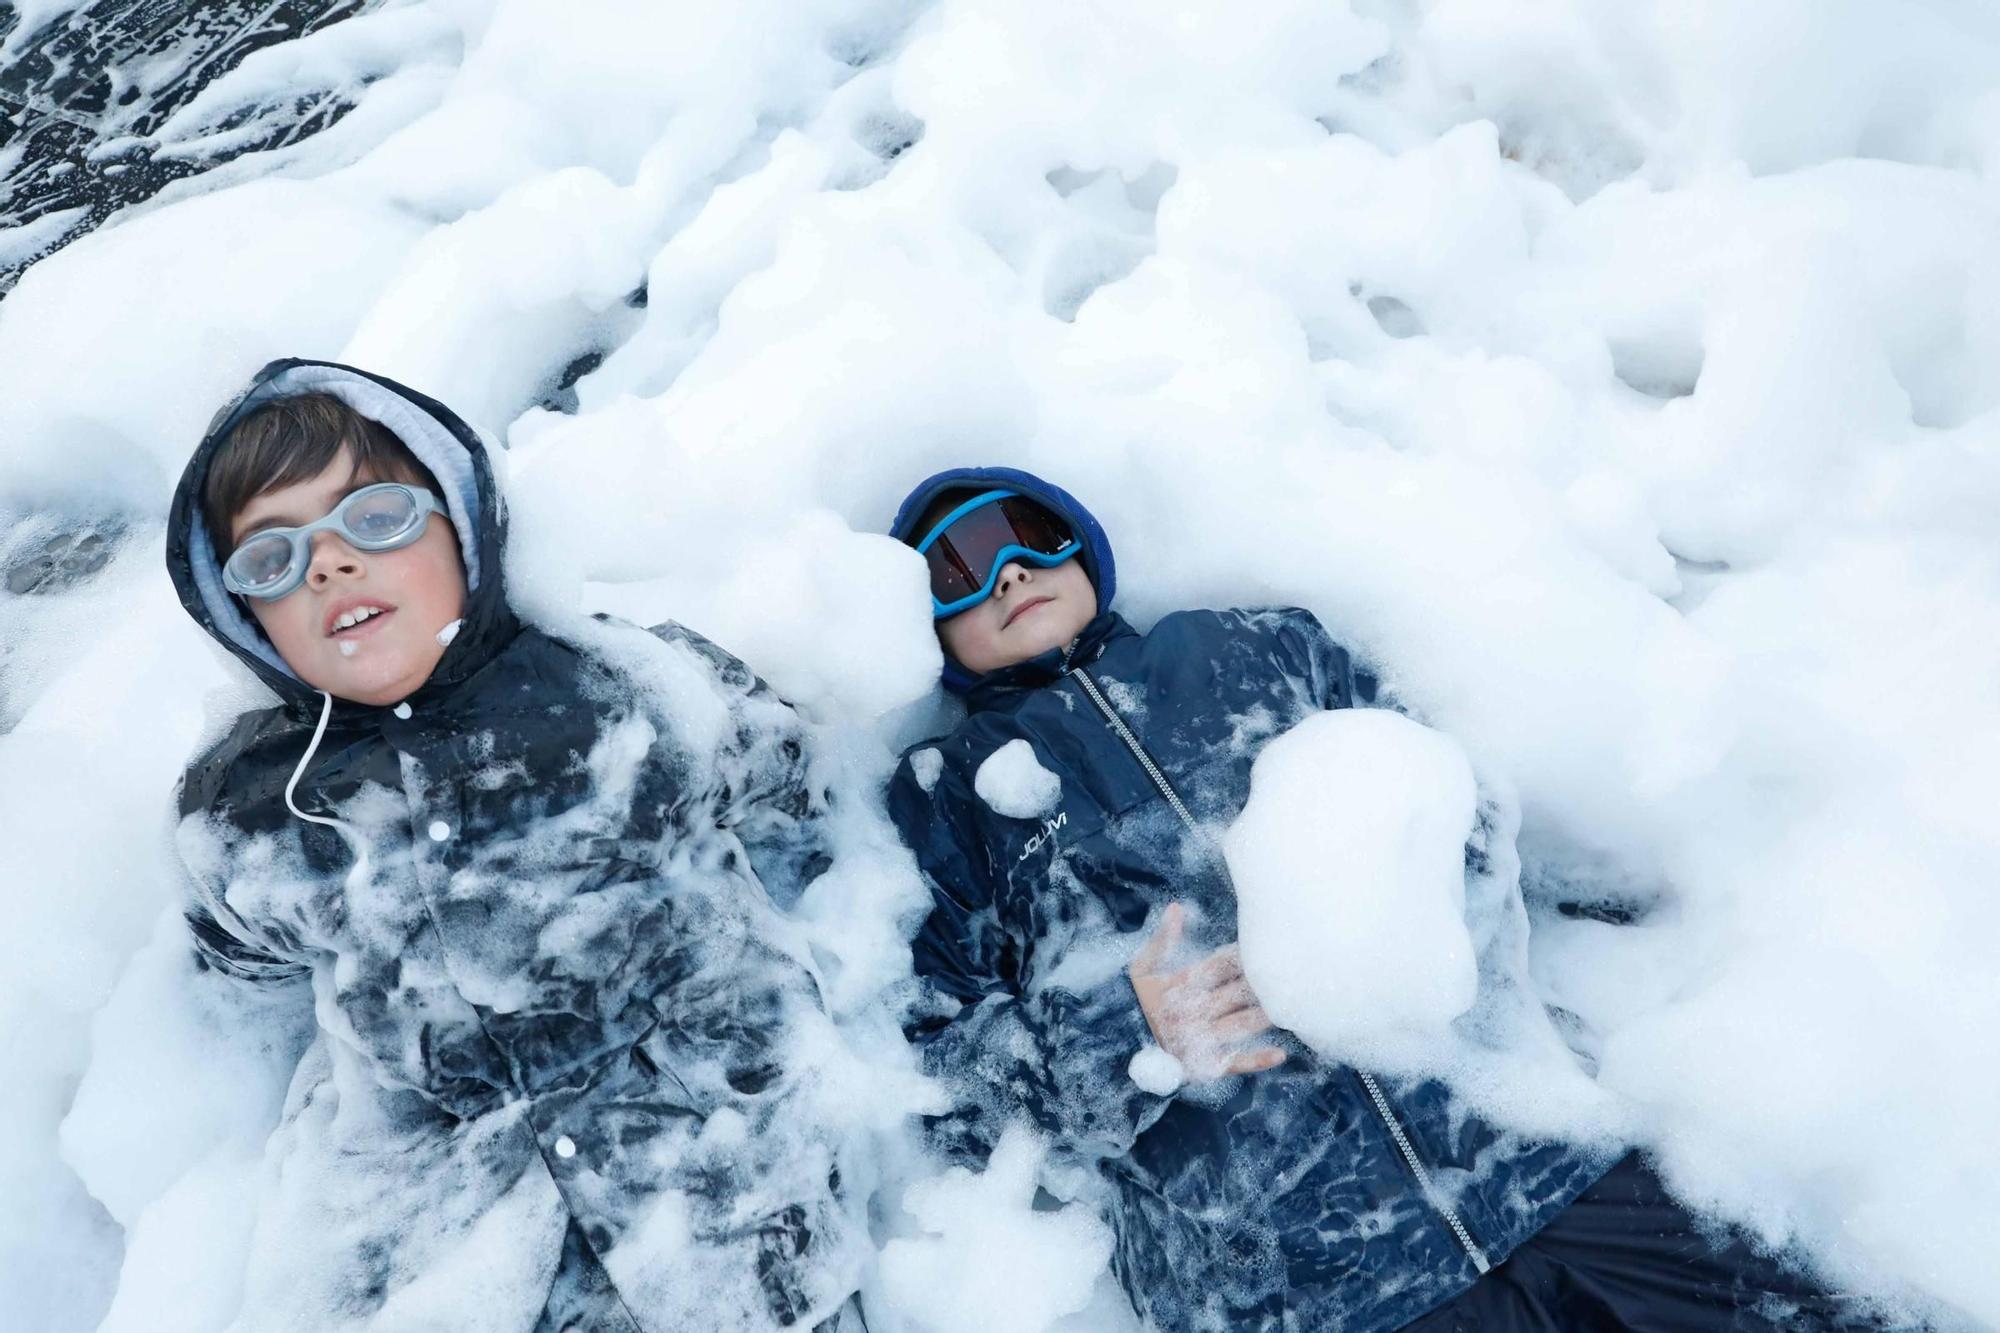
339, 447, 432, 490
206, 393, 440, 543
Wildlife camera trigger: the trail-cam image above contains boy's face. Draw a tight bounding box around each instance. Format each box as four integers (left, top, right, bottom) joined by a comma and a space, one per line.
229, 445, 466, 706
938, 557, 1097, 675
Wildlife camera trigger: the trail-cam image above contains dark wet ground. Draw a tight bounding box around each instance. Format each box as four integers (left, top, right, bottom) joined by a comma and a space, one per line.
0, 0, 368, 294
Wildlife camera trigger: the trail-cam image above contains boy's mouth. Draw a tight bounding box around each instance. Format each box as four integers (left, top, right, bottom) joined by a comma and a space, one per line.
1003, 595, 1053, 629
325, 600, 397, 639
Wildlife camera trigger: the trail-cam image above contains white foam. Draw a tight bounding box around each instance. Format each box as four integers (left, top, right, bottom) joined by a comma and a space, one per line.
973, 739, 1062, 820
1225, 709, 1479, 1074
0, 0, 1994, 1327
877, 1127, 1115, 1333
1127, 1046, 1185, 1097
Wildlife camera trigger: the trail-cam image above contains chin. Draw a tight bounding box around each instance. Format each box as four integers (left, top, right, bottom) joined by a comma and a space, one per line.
315, 651, 431, 703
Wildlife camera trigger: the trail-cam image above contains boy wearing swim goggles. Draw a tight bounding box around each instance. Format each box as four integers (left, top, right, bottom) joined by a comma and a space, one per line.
203, 392, 466, 707
163, 361, 865, 1330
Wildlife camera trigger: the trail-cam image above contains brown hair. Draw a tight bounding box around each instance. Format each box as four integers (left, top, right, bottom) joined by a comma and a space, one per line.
202, 393, 441, 546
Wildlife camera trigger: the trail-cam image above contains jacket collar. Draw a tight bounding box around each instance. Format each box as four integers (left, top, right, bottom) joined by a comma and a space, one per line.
962, 611, 1136, 711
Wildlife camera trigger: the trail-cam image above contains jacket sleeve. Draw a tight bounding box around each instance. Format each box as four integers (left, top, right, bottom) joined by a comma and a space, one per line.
890, 755, 1173, 1169
646, 622, 833, 909
183, 895, 313, 986
1271, 606, 1366, 711
175, 769, 315, 990
638, 881, 861, 1326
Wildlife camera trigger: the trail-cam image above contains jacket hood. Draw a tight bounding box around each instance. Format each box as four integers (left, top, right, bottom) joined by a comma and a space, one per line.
888, 466, 1118, 694
166, 358, 518, 714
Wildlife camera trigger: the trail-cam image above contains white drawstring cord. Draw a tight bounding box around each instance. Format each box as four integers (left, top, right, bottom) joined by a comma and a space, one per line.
285, 689, 372, 887
284, 689, 338, 828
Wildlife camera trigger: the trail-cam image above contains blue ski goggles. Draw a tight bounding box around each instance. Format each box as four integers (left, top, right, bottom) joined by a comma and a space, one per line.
915, 489, 1080, 618
222, 482, 444, 600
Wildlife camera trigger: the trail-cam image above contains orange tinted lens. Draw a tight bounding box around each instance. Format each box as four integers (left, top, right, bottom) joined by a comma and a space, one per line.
995, 496, 1073, 554
924, 494, 1076, 606
925, 538, 981, 602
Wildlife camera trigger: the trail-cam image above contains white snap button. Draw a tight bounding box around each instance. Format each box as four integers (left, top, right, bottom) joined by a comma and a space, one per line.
553, 1135, 577, 1159
392, 702, 412, 719
427, 820, 451, 842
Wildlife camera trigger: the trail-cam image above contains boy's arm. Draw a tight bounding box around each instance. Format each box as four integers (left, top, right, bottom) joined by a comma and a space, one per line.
1271, 606, 1368, 711
1266, 609, 1576, 1067
891, 758, 1174, 1168
636, 885, 862, 1326
176, 793, 313, 988
646, 622, 832, 908
184, 898, 313, 985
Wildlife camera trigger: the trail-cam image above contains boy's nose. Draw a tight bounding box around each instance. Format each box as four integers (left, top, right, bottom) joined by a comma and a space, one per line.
305, 532, 363, 585
995, 562, 1033, 597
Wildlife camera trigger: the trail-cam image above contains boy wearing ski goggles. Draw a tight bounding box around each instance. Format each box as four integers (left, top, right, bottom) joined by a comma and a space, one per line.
885, 470, 1863, 1333
912, 486, 1096, 675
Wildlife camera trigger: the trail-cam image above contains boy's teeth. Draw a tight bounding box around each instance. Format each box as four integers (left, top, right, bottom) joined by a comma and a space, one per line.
335, 607, 385, 632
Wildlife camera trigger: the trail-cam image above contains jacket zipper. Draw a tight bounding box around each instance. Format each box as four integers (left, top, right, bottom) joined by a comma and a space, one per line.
1352, 1067, 1491, 1272
1063, 648, 1493, 1275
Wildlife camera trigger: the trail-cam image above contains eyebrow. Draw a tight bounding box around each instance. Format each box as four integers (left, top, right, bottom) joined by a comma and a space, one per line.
236, 513, 301, 540
232, 465, 381, 544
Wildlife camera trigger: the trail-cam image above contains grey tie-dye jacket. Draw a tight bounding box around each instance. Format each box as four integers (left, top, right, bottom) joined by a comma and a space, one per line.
163, 359, 863, 1333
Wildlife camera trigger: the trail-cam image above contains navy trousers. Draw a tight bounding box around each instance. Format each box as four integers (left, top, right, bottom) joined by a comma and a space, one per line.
1402, 1154, 1901, 1332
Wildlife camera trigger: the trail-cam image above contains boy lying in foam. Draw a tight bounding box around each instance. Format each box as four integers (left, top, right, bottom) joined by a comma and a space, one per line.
885, 467, 1885, 1333
167, 359, 862, 1332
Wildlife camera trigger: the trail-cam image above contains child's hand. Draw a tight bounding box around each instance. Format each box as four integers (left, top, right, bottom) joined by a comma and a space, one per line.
1127, 902, 1288, 1082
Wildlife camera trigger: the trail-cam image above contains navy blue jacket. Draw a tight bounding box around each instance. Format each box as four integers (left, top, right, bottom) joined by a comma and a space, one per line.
886, 470, 1607, 1332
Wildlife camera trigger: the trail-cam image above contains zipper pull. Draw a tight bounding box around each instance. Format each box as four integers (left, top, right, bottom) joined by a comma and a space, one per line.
1061, 637, 1079, 672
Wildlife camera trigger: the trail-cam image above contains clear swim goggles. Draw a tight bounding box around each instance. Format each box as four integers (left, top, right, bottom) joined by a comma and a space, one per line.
222, 482, 443, 600
916, 489, 1081, 619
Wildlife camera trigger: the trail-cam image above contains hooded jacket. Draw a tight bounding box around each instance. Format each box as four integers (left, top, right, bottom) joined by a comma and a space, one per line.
166, 360, 862, 1333
885, 468, 1608, 1333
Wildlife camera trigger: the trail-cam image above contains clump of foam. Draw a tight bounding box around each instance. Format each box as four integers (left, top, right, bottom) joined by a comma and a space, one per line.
1127, 1045, 1185, 1096
878, 1127, 1115, 1333
974, 739, 1062, 819
1224, 709, 1479, 1074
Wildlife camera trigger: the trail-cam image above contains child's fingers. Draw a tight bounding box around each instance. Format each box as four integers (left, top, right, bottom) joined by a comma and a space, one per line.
1221, 1046, 1287, 1076
1191, 978, 1260, 1020
1131, 902, 1186, 977
1210, 1005, 1274, 1043
1184, 942, 1245, 989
